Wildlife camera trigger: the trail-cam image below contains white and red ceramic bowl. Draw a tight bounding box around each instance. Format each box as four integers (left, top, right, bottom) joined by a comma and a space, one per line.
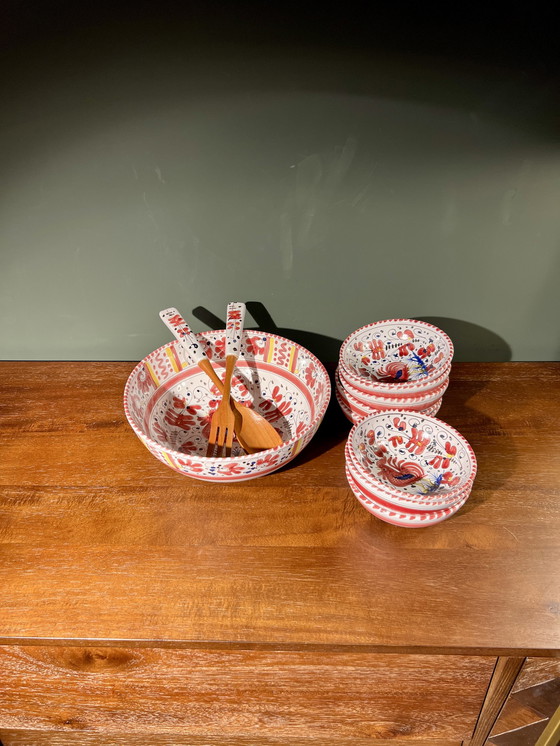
337, 368, 449, 410
346, 411, 477, 505
339, 319, 453, 395
345, 441, 469, 510
345, 464, 471, 527
337, 358, 450, 400
335, 383, 442, 425
124, 330, 331, 482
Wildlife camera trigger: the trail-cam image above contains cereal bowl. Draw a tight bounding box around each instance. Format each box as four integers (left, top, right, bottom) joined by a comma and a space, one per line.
338, 359, 451, 399
124, 330, 331, 482
339, 319, 453, 394
347, 411, 476, 502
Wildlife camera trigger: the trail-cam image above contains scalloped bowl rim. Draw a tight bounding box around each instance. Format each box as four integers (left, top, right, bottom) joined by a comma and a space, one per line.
337, 367, 449, 406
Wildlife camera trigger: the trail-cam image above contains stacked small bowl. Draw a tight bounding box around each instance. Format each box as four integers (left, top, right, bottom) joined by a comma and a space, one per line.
337, 319, 477, 526
344, 410, 477, 527
336, 319, 453, 425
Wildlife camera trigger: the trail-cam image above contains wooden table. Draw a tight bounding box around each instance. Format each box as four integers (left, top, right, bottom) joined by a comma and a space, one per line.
0, 362, 559, 746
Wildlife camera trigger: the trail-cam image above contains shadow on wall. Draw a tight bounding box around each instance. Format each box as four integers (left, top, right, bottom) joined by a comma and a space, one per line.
417, 317, 512, 362
192, 302, 343, 365
192, 304, 512, 364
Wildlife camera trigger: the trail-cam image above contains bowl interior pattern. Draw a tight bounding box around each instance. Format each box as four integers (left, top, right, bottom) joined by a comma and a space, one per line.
124, 330, 330, 479
345, 441, 467, 509
341, 320, 453, 384
350, 412, 476, 497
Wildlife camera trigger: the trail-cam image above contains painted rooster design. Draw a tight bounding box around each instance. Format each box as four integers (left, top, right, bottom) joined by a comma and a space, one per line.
375, 453, 425, 486
375, 361, 410, 382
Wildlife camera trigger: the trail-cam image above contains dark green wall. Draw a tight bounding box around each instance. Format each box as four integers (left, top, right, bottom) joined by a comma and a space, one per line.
1, 3, 559, 361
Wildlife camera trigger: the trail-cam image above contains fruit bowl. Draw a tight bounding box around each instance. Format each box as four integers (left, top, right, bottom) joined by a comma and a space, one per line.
124, 330, 330, 482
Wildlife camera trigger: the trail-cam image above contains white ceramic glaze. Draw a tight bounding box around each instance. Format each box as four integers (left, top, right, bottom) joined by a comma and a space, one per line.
346, 465, 470, 527
339, 319, 453, 395
124, 331, 330, 482
347, 411, 477, 502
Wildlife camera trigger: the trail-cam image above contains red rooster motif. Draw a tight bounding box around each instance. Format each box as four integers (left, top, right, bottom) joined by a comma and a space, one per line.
376, 361, 410, 382
375, 454, 425, 487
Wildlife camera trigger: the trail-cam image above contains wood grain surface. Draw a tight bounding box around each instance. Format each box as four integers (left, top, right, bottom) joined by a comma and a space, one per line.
513, 657, 560, 692
0, 646, 492, 741
0, 734, 464, 746
0, 362, 559, 653
469, 657, 525, 746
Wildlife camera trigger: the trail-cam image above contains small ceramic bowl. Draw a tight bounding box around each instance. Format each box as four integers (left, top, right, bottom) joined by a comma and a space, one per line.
337, 368, 449, 409
336, 372, 444, 417
124, 330, 331, 482
345, 441, 468, 510
335, 383, 442, 425
339, 319, 453, 395
345, 464, 470, 527
347, 410, 476, 502
338, 359, 451, 399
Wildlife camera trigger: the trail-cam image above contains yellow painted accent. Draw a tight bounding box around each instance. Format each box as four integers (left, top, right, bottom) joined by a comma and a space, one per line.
288, 345, 295, 371
162, 452, 175, 469
266, 338, 275, 363
292, 437, 304, 457
166, 347, 181, 373
145, 362, 160, 387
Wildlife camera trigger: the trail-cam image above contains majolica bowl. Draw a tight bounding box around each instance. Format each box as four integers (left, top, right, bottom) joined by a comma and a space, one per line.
335, 382, 442, 425
339, 319, 453, 394
347, 411, 476, 502
337, 367, 449, 409
124, 331, 330, 482
345, 463, 470, 527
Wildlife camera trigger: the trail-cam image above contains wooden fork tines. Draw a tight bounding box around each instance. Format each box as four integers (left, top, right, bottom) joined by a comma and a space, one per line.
206, 354, 237, 457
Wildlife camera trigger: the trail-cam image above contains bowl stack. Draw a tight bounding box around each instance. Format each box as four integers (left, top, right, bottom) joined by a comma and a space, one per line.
345, 410, 477, 527
336, 319, 454, 424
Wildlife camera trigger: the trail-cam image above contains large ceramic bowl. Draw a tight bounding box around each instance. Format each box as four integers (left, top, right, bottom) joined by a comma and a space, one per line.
124, 330, 331, 482
347, 411, 476, 502
339, 319, 453, 395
